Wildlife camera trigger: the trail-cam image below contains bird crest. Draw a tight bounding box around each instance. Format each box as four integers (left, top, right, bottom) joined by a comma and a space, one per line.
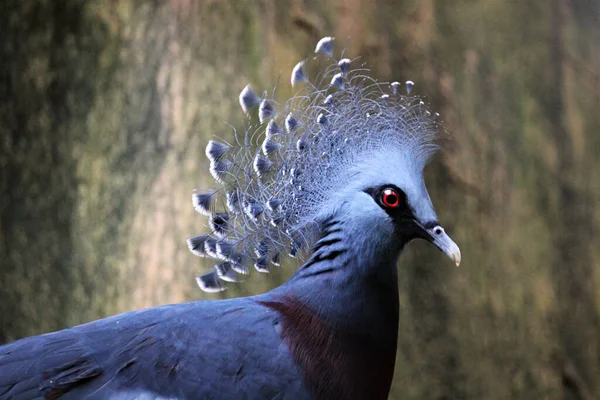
188, 37, 442, 292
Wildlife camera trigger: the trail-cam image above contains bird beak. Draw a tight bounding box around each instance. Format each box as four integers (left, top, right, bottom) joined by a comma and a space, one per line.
420, 224, 461, 266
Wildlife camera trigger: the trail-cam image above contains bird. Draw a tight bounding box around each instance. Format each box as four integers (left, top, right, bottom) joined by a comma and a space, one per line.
0, 36, 460, 400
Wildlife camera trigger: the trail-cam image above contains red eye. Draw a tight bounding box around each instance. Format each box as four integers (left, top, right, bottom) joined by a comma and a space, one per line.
381, 188, 400, 208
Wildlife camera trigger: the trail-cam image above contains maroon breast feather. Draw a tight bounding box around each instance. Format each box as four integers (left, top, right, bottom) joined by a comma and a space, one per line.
258, 295, 398, 400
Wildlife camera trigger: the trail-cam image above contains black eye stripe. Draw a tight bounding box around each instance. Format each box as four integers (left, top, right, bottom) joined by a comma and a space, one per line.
364, 185, 406, 205
364, 185, 414, 220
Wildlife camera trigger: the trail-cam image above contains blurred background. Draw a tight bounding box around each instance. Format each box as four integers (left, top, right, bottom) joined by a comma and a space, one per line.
1, 1, 599, 399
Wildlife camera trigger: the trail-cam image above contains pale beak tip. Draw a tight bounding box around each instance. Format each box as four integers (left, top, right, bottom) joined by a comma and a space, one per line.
451, 246, 461, 267
423, 224, 462, 268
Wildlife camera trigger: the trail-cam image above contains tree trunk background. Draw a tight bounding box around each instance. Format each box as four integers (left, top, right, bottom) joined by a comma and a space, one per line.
1, 1, 599, 399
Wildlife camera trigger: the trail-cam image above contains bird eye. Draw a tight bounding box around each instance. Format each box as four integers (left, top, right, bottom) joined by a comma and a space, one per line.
381, 188, 401, 208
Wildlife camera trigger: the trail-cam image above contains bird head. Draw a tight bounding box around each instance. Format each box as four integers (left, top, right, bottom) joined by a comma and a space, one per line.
318, 146, 460, 267
188, 37, 460, 292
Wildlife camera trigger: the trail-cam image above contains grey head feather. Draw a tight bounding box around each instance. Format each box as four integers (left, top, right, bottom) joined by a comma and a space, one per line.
209, 213, 229, 237
380, 94, 390, 105
209, 159, 232, 184
271, 252, 281, 266
338, 58, 351, 77
266, 120, 281, 138
205, 140, 230, 162
270, 215, 284, 227
262, 138, 282, 156
231, 262, 249, 275
254, 239, 270, 258
259, 99, 276, 123
215, 262, 242, 283
226, 189, 240, 212
187, 234, 209, 257
330, 73, 344, 89
192, 190, 216, 216
215, 240, 236, 260
324, 94, 335, 107
244, 201, 264, 220
196, 270, 226, 293
188, 36, 441, 292
239, 84, 261, 113
254, 256, 269, 273
296, 139, 307, 152
291, 61, 308, 87
317, 113, 329, 126
266, 198, 282, 211
203, 237, 219, 259
253, 154, 273, 177
285, 113, 299, 133
315, 37, 334, 57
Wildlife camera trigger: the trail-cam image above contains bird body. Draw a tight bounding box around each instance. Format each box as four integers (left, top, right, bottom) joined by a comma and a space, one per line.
0, 244, 399, 400
0, 36, 460, 399
0, 298, 309, 399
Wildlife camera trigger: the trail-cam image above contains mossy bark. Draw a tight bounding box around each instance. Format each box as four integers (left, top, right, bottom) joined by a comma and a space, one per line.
1, 1, 599, 398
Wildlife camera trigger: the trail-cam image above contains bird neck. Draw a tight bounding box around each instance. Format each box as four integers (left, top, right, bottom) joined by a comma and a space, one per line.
258, 217, 402, 399
280, 216, 401, 331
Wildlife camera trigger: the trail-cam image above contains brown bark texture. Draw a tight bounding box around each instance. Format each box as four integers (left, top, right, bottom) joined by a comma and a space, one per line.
1, 1, 599, 398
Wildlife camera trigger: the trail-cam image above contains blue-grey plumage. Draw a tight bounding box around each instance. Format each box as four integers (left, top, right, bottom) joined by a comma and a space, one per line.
0, 36, 462, 399
337, 59, 351, 77
258, 99, 276, 123
0, 206, 455, 399
0, 299, 311, 399
314, 37, 334, 57
238, 84, 261, 114
291, 61, 308, 87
